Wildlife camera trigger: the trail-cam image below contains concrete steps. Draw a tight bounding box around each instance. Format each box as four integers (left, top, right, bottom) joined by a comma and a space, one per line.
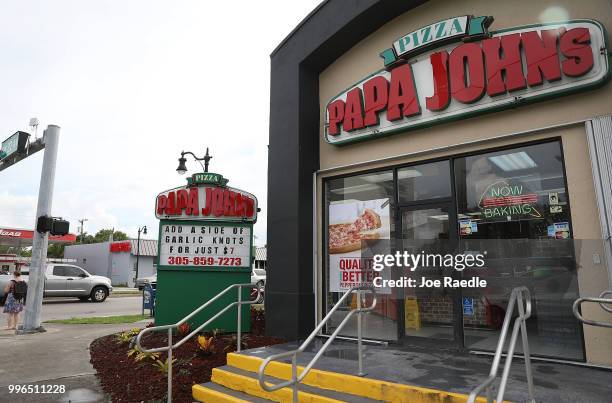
193, 352, 490, 402
193, 381, 271, 403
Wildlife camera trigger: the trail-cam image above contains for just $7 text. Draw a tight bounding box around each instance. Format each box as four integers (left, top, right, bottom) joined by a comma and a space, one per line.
371, 251, 487, 289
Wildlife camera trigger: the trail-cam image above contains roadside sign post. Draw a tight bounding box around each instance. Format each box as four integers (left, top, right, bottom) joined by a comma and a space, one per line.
21, 125, 61, 333
154, 171, 257, 331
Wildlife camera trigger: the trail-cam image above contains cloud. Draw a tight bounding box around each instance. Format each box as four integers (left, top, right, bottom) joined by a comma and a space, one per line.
0, 192, 37, 229
0, 0, 318, 247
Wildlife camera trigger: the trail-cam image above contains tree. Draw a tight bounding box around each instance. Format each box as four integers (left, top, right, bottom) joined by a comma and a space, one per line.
0, 246, 31, 256
76, 232, 95, 244
74, 228, 129, 244
47, 243, 65, 258
93, 229, 129, 243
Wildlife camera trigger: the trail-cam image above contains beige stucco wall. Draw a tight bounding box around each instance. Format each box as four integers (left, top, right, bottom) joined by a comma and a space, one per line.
316, 0, 612, 365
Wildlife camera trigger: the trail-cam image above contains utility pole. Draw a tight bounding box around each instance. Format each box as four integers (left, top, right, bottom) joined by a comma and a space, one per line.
21, 125, 60, 333
78, 218, 88, 243
107, 228, 114, 279
135, 226, 147, 286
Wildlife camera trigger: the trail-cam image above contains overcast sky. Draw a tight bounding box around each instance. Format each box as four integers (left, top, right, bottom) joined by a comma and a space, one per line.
0, 0, 320, 246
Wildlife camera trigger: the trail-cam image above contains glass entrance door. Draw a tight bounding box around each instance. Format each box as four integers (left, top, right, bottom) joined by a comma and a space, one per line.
398, 205, 463, 344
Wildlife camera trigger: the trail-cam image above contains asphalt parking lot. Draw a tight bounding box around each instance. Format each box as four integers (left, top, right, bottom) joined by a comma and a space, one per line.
38, 296, 142, 322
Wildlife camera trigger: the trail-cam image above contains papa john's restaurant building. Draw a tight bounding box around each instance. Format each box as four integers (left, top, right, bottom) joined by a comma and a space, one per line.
265, 0, 612, 367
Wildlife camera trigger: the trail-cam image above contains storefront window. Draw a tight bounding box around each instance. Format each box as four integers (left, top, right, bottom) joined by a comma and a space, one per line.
454, 142, 571, 238
322, 140, 584, 360
454, 141, 584, 360
398, 161, 451, 203
325, 171, 397, 341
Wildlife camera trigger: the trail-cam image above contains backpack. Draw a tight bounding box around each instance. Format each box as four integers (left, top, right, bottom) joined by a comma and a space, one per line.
12, 280, 28, 303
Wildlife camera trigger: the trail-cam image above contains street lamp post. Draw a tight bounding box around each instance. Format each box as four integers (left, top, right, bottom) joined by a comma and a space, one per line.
176, 147, 213, 174
135, 225, 147, 286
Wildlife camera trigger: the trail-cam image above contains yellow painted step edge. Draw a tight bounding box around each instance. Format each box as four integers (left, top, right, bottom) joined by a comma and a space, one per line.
211, 367, 345, 403
227, 352, 497, 403
192, 384, 251, 403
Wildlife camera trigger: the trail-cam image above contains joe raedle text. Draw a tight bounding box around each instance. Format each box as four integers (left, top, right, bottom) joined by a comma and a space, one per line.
373, 276, 487, 289
370, 251, 488, 289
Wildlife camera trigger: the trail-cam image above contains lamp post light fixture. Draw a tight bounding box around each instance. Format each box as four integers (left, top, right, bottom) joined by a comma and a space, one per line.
135, 225, 147, 286
176, 147, 213, 175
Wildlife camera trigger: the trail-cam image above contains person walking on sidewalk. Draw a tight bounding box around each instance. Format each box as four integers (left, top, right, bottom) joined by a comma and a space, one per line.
3, 269, 26, 330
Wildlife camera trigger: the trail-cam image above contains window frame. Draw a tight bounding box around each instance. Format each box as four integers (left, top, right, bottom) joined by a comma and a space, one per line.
52, 266, 67, 276
397, 159, 453, 204
321, 137, 583, 358
54, 265, 85, 277
452, 140, 574, 237
65, 266, 86, 277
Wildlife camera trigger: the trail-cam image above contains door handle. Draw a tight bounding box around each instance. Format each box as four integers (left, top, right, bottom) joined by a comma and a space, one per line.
67, 278, 74, 280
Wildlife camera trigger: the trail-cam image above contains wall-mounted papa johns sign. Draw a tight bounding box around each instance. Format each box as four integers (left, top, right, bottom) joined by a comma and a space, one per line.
325, 17, 610, 145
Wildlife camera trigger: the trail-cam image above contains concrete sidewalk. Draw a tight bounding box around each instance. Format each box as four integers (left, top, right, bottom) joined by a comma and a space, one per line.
245, 340, 612, 403
0, 322, 143, 402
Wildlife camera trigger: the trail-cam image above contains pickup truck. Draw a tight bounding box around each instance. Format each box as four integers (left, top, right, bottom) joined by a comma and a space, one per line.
0, 264, 113, 303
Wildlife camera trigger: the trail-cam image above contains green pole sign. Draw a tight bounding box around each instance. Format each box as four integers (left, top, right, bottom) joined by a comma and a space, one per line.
0, 131, 30, 161
153, 174, 257, 332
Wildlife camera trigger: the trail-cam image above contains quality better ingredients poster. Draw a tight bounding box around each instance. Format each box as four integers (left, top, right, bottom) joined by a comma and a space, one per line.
328, 198, 391, 293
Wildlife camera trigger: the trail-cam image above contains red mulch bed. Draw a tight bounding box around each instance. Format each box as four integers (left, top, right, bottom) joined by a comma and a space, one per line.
90, 308, 284, 402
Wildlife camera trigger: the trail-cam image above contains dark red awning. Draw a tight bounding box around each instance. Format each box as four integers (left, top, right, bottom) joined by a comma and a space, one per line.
0, 227, 77, 248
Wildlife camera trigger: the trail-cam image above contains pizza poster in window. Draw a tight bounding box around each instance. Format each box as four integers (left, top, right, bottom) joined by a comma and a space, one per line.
328, 198, 391, 293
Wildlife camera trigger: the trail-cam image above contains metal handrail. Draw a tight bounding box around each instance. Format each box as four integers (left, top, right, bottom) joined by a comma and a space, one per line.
599, 290, 612, 313
136, 283, 260, 403
573, 290, 612, 328
257, 285, 376, 402
468, 286, 535, 403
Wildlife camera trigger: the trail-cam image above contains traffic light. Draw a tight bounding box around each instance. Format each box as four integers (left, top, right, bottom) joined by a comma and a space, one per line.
36, 216, 52, 233
36, 215, 70, 235
51, 219, 70, 236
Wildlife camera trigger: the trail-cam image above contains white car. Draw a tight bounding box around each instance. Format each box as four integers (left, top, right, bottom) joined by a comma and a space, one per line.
0, 264, 113, 303
135, 275, 157, 290
251, 268, 266, 288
